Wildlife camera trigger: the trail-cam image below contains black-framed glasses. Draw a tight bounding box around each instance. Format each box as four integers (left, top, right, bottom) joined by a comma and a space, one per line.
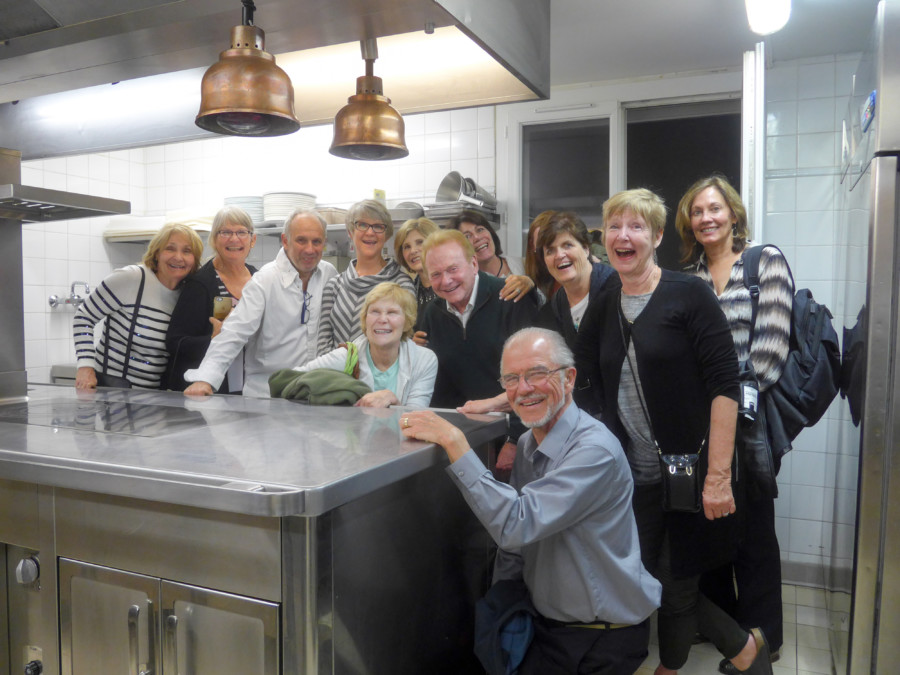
300, 291, 312, 325
354, 221, 387, 234
498, 366, 567, 390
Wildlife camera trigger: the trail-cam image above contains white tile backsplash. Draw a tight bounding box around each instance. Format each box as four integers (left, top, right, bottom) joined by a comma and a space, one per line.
797, 98, 835, 134
797, 61, 836, 100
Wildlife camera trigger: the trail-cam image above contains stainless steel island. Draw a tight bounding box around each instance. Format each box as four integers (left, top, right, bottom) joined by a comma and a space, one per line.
0, 383, 506, 675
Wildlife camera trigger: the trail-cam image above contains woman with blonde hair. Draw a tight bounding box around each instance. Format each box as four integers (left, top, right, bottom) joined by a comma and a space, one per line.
394, 216, 439, 309
74, 222, 203, 389
166, 205, 258, 392
286, 282, 437, 407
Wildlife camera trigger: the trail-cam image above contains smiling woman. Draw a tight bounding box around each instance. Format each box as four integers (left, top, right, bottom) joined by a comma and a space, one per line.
73, 222, 203, 390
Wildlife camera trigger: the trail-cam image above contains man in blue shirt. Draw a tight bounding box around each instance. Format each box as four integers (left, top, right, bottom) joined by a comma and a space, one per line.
400, 327, 661, 674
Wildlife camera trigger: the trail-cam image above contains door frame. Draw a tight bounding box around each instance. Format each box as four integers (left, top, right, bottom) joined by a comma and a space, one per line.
496, 70, 742, 256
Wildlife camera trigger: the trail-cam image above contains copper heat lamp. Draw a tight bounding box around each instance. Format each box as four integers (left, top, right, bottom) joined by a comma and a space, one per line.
196, 0, 300, 136
329, 38, 408, 160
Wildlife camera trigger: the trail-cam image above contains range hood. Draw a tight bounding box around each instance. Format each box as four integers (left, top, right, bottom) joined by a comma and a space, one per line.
1, 147, 131, 402
0, 0, 549, 159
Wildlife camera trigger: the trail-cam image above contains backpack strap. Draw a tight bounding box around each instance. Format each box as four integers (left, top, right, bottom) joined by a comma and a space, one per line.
741, 245, 765, 348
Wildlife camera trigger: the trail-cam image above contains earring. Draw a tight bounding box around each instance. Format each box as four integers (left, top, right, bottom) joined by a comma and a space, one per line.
732, 224, 738, 238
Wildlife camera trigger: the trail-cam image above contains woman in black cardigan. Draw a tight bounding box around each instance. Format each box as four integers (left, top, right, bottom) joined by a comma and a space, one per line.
166, 206, 258, 392
575, 189, 773, 675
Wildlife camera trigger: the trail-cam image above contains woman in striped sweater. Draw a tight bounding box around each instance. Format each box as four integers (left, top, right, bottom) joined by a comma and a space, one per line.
74, 222, 203, 390
676, 174, 793, 674
316, 200, 415, 356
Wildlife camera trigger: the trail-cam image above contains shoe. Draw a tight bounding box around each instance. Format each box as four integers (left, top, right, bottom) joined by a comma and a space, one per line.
717, 628, 773, 675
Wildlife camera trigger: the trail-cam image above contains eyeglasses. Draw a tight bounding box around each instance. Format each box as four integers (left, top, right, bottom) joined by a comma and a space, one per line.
218, 229, 253, 239
300, 291, 312, 325
354, 221, 387, 234
498, 366, 567, 390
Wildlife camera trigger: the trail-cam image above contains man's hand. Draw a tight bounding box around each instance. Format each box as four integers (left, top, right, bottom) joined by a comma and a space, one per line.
184, 381, 214, 397
75, 366, 97, 390
412, 330, 428, 347
400, 410, 470, 462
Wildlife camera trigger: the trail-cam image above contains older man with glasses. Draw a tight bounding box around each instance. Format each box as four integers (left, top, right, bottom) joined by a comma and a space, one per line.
315, 199, 415, 356
183, 208, 337, 398
400, 328, 661, 674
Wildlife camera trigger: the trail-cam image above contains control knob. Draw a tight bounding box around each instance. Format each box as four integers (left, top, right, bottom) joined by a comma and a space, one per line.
15, 556, 40, 585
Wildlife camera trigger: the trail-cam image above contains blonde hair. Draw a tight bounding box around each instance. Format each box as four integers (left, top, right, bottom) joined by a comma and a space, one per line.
394, 218, 439, 272
143, 223, 203, 275
602, 188, 667, 240
346, 199, 394, 239
359, 282, 417, 341
675, 175, 748, 264
208, 206, 255, 257
421, 229, 475, 275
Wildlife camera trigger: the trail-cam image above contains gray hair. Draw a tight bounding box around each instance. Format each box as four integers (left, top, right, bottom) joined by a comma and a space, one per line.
502, 327, 575, 369
283, 208, 327, 239
209, 205, 254, 257
346, 199, 394, 239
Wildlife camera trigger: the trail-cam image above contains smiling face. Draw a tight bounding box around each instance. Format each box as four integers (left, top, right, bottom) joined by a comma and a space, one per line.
689, 186, 736, 250
364, 298, 405, 350
603, 208, 661, 281
155, 232, 196, 288
425, 242, 479, 313
502, 335, 574, 433
458, 220, 496, 263
543, 232, 591, 288
401, 230, 427, 274
215, 220, 256, 263
282, 215, 326, 280
352, 217, 388, 262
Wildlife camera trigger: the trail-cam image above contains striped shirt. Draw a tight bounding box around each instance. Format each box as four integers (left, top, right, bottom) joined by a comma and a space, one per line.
691, 246, 793, 390
316, 259, 415, 356
73, 264, 181, 389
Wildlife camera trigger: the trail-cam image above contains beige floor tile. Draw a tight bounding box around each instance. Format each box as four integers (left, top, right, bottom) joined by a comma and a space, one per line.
796, 624, 830, 650
783, 601, 797, 624
795, 586, 828, 609
796, 645, 833, 674
796, 605, 830, 628
781, 584, 797, 604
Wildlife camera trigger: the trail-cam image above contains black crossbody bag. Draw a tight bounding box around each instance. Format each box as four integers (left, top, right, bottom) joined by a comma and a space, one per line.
617, 298, 704, 513
96, 268, 146, 389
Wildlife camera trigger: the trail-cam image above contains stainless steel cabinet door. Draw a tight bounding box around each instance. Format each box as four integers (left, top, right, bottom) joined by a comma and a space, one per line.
161, 580, 279, 675
59, 559, 158, 675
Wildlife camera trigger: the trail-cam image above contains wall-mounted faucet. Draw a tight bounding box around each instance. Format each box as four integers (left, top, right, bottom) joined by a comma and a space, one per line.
48, 281, 90, 309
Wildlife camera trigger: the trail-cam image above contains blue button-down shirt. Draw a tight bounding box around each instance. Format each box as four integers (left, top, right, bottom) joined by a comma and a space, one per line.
448, 402, 661, 623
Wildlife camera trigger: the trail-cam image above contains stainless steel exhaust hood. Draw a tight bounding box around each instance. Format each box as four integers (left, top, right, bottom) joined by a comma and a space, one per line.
1, 147, 131, 402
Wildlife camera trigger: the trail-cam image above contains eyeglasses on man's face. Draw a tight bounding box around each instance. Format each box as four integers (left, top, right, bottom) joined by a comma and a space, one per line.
218, 229, 253, 239
498, 366, 567, 390
354, 221, 387, 234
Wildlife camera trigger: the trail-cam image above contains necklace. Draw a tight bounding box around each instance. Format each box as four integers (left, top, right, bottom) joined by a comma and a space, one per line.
493, 256, 504, 276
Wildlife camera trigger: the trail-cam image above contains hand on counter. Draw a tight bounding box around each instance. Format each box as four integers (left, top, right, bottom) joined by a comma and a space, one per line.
184, 381, 214, 397
75, 366, 97, 390
457, 393, 511, 414
355, 389, 400, 408
400, 410, 470, 463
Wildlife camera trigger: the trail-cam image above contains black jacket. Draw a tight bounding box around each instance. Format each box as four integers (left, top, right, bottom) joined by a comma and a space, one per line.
165, 259, 257, 392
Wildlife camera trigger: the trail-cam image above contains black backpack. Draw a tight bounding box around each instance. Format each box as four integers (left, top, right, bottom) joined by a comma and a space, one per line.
743, 245, 842, 458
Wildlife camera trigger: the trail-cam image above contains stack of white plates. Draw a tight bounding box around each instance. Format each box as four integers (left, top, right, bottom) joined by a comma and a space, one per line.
224, 195, 264, 224
263, 192, 316, 222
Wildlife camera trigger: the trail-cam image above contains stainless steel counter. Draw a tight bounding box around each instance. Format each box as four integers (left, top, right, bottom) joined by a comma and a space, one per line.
0, 383, 506, 517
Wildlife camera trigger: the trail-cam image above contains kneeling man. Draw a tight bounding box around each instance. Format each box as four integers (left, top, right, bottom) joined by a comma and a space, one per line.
400, 327, 660, 674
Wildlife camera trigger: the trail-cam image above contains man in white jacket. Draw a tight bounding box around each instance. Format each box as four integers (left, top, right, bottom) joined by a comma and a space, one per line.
184, 208, 337, 398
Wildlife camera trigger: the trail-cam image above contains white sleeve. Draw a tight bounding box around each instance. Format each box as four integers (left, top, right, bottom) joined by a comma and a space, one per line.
183, 276, 267, 389
292, 347, 349, 374
404, 345, 438, 408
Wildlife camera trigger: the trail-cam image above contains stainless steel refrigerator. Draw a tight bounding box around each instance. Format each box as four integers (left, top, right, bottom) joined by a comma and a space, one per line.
836, 0, 900, 671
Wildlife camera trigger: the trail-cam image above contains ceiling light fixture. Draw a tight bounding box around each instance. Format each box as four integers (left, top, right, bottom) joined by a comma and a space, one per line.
745, 0, 792, 36
195, 0, 300, 137
329, 38, 409, 161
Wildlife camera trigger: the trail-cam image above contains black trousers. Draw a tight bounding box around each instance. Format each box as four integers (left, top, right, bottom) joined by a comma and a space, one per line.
519, 616, 650, 675
632, 483, 750, 670
700, 491, 783, 652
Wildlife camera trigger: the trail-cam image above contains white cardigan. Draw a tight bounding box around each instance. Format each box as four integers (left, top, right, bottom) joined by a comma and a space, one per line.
294, 335, 437, 408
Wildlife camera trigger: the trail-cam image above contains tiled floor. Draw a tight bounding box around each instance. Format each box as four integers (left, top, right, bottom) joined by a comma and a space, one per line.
636, 584, 836, 674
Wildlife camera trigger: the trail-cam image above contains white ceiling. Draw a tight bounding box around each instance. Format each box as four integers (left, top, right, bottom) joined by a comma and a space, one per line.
549, 0, 880, 87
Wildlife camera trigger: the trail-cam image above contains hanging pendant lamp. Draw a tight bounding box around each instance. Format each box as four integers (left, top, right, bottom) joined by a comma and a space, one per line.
196, 0, 300, 137
330, 38, 408, 160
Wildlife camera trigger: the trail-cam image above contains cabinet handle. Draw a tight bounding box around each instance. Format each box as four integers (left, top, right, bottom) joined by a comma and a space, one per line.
165, 614, 179, 674
127, 604, 153, 675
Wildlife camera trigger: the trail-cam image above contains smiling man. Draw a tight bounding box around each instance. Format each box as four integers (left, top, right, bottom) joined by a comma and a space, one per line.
417, 229, 538, 471
400, 328, 661, 674
183, 208, 337, 397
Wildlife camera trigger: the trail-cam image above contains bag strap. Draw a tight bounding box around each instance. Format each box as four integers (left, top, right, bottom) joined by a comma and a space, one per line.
103, 267, 146, 379
616, 294, 706, 457
741, 243, 796, 349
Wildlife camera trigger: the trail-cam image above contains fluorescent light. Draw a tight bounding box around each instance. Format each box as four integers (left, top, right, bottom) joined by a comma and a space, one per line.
745, 0, 792, 36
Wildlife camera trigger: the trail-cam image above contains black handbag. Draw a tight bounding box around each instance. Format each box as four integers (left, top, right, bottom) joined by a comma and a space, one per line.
618, 298, 703, 513
97, 267, 146, 389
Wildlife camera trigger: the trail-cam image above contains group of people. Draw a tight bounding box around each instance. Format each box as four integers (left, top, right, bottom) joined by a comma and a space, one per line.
72, 176, 790, 675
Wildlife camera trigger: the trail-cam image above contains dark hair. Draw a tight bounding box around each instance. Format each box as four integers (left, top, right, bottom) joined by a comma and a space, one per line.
449, 210, 503, 257
536, 211, 592, 253
525, 211, 556, 296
